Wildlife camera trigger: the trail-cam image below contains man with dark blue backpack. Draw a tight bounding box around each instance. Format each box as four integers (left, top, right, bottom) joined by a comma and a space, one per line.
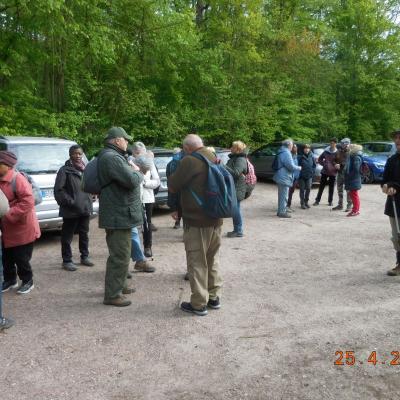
168, 134, 224, 316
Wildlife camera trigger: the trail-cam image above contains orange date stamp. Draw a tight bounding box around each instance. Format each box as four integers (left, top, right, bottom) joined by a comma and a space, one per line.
334, 350, 400, 366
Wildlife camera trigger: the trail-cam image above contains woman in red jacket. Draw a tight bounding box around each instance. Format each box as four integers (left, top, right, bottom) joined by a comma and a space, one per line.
0, 151, 40, 294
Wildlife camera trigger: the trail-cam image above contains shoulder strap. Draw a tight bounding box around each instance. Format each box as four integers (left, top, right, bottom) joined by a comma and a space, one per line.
11, 171, 18, 195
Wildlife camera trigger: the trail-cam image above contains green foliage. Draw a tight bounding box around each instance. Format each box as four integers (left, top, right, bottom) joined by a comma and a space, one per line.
1, 0, 400, 153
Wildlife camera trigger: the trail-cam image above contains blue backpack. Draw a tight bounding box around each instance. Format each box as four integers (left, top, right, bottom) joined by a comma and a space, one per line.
189, 152, 237, 219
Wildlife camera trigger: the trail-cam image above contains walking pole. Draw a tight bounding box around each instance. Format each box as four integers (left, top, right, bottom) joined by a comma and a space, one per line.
392, 195, 400, 235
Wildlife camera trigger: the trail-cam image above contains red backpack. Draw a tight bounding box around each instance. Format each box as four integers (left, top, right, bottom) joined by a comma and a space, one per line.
244, 158, 257, 199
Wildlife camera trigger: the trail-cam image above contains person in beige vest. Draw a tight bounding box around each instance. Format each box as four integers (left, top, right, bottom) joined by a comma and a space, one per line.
168, 134, 223, 316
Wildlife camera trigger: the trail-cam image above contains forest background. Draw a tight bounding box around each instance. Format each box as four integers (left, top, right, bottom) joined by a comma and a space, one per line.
1, 0, 400, 154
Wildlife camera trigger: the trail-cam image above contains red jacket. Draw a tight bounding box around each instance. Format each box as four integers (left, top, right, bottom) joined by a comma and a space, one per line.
0, 169, 41, 248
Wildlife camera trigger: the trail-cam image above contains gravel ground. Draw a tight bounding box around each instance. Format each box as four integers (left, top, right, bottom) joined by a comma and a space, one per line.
1, 181, 399, 400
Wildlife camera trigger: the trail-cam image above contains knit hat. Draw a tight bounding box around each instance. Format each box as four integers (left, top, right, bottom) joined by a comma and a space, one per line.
340, 138, 351, 145
105, 127, 132, 141
0, 151, 18, 167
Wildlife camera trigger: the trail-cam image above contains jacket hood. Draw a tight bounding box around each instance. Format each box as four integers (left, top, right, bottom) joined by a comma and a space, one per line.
349, 144, 363, 155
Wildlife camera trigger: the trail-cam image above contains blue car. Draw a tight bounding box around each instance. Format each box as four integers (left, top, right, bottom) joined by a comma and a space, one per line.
360, 150, 387, 183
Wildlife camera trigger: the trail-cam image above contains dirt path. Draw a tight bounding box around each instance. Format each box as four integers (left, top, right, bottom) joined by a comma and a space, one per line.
0, 182, 398, 400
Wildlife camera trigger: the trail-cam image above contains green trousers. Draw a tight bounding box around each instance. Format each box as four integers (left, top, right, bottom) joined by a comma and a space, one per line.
183, 225, 223, 309
104, 228, 131, 301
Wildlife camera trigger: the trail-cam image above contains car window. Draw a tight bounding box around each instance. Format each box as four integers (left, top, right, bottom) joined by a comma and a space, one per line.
254, 145, 280, 156
367, 143, 392, 153
9, 143, 81, 174
153, 155, 173, 170
216, 151, 230, 165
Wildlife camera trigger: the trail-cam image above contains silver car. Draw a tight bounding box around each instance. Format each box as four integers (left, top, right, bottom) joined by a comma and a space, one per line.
0, 136, 98, 230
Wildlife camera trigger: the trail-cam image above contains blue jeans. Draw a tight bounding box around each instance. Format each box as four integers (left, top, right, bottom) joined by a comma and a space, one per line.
131, 227, 145, 262
232, 201, 243, 234
277, 184, 289, 215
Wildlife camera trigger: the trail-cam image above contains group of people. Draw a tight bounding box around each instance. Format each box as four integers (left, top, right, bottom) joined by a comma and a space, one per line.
273, 137, 363, 218
2, 127, 400, 326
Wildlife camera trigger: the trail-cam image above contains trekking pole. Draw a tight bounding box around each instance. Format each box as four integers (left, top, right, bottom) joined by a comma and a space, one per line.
392, 195, 400, 235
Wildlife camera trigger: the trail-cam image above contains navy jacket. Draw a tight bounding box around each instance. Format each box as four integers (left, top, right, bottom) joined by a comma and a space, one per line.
298, 153, 316, 180
382, 152, 400, 218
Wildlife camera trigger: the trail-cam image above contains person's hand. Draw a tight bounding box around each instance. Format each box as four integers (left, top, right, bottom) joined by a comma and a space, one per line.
298, 166, 302, 170
171, 211, 179, 221
335, 163, 340, 170
382, 184, 388, 194
388, 187, 397, 196
129, 160, 140, 171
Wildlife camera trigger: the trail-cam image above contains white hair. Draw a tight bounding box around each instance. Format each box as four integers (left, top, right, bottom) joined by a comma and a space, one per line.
183, 134, 203, 150
282, 138, 293, 147
132, 141, 147, 155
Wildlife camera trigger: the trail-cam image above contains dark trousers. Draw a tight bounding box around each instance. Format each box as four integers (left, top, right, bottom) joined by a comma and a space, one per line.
143, 203, 153, 249
315, 173, 336, 203
61, 216, 90, 263
298, 177, 312, 205
3, 242, 34, 283
287, 180, 297, 207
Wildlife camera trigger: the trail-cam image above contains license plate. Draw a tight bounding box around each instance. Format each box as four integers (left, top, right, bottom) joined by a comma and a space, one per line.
41, 188, 54, 199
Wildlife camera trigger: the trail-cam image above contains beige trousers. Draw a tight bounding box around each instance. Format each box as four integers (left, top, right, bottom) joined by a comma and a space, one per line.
183, 225, 223, 309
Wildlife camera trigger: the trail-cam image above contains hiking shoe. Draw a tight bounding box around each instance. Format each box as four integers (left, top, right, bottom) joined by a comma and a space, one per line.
103, 295, 131, 307
150, 223, 158, 232
347, 211, 360, 217
173, 221, 181, 229
332, 205, 343, 210
0, 317, 14, 331
277, 213, 291, 218
328, 202, 333, 206
134, 260, 156, 273
184, 272, 189, 281
300, 204, 307, 210
122, 287, 136, 295
180, 302, 208, 316
62, 261, 77, 271
287, 207, 294, 213
305, 203, 310, 208
80, 257, 94, 267
227, 231, 243, 238
207, 297, 221, 309
388, 264, 400, 276
144, 247, 153, 258
17, 280, 34, 294
313, 201, 319, 206
2, 280, 18, 293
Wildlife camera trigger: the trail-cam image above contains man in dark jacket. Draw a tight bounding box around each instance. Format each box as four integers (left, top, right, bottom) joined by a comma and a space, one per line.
54, 145, 94, 271
332, 138, 352, 211
97, 127, 144, 307
297, 144, 316, 209
382, 131, 400, 276
168, 134, 223, 316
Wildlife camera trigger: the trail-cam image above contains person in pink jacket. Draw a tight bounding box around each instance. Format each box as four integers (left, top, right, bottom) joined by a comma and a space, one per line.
0, 151, 40, 294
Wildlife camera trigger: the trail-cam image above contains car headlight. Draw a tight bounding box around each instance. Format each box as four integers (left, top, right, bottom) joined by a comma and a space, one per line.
373, 162, 385, 169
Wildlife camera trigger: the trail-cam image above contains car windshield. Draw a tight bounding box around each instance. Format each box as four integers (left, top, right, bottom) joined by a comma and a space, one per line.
367, 143, 392, 153
312, 148, 325, 156
361, 149, 374, 156
9, 143, 79, 174
153, 155, 173, 170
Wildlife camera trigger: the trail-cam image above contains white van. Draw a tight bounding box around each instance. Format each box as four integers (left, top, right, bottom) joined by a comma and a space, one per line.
0, 136, 98, 230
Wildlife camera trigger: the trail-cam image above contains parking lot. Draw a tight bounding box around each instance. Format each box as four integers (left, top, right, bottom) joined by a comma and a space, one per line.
0, 181, 398, 400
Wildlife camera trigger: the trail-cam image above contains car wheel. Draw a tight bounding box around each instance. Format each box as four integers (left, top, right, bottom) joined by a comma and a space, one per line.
361, 163, 374, 184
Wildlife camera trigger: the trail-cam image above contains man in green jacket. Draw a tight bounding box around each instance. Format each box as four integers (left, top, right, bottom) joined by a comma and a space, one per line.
98, 127, 144, 307
168, 134, 223, 316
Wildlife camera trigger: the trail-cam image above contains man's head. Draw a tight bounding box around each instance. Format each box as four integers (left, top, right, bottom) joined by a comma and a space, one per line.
340, 137, 351, 150
282, 139, 293, 151
69, 145, 83, 162
0, 151, 17, 177
304, 144, 311, 155
182, 134, 203, 154
330, 137, 338, 149
105, 127, 132, 152
392, 130, 400, 152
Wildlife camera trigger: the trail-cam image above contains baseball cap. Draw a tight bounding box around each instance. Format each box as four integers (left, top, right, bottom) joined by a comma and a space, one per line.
340, 138, 351, 145
105, 127, 132, 141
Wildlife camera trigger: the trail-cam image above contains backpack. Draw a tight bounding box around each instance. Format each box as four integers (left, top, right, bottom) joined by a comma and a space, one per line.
81, 151, 112, 195
11, 171, 43, 206
244, 158, 257, 199
189, 152, 237, 219
272, 153, 281, 172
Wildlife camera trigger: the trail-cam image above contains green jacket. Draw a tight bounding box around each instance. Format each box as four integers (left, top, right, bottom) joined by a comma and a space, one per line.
97, 143, 143, 229
226, 153, 248, 202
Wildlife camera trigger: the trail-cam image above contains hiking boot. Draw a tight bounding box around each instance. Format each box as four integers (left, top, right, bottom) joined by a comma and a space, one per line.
184, 272, 189, 281
150, 223, 158, 232
227, 231, 243, 238
287, 207, 294, 213
173, 221, 181, 229
207, 297, 221, 309
328, 202, 333, 206
388, 264, 400, 276
332, 205, 343, 211
300, 204, 307, 210
0, 317, 14, 331
180, 301, 208, 316
134, 260, 155, 273
305, 203, 310, 209
103, 295, 131, 307
62, 261, 77, 271
344, 206, 352, 212
122, 287, 136, 295
347, 211, 360, 217
144, 247, 153, 258
277, 213, 291, 218
80, 257, 94, 267
313, 201, 319, 206
17, 280, 34, 294
2, 280, 18, 293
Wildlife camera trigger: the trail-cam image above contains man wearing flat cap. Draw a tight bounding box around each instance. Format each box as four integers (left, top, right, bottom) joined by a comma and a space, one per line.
332, 138, 353, 211
97, 127, 144, 307
0, 150, 40, 295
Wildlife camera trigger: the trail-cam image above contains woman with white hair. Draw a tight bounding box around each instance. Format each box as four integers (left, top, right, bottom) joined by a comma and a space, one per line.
131, 142, 160, 258
273, 139, 302, 218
